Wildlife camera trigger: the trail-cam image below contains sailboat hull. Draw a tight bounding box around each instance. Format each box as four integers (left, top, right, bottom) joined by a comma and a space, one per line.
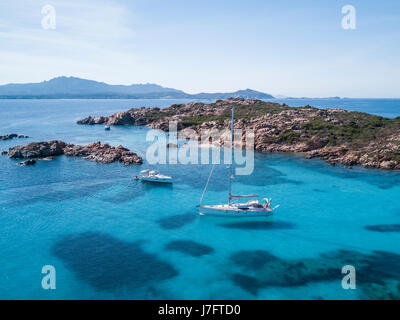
199, 205, 274, 217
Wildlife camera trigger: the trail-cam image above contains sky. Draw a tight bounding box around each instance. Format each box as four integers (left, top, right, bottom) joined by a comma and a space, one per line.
0, 0, 399, 97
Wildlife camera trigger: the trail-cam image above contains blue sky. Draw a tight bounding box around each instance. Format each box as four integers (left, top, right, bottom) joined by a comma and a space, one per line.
0, 0, 399, 97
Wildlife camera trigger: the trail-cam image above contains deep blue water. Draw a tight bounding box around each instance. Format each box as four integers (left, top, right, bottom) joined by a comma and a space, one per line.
267, 98, 400, 119
0, 98, 400, 300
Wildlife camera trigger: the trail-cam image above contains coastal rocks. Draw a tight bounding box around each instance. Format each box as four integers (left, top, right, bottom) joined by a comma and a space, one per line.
8, 141, 142, 165
107, 111, 136, 125
8, 140, 66, 159
76, 98, 400, 171
0, 134, 29, 141
1, 134, 18, 140
77, 116, 107, 125
78, 110, 137, 126
63, 142, 142, 165
380, 161, 397, 170
18, 159, 36, 166
0, 134, 17, 140
1, 151, 7, 155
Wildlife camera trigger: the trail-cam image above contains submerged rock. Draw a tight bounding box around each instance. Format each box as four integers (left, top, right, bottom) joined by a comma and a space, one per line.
8, 141, 142, 165
18, 159, 36, 166
229, 249, 400, 299
165, 240, 214, 257
365, 224, 400, 233
52, 232, 178, 291
1, 151, 7, 155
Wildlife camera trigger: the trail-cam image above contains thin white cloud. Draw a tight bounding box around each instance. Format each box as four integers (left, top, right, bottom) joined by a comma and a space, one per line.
0, 0, 140, 84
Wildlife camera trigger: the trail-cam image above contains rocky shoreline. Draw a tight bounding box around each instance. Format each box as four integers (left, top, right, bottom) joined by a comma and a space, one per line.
78, 98, 400, 170
8, 141, 143, 165
0, 134, 29, 141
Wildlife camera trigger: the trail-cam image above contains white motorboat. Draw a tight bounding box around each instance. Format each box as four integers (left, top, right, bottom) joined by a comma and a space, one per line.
135, 169, 173, 184
198, 107, 279, 217
104, 125, 111, 130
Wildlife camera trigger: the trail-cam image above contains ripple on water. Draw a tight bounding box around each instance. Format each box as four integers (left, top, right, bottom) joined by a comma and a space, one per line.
100, 181, 144, 204
3, 181, 111, 207
52, 232, 178, 292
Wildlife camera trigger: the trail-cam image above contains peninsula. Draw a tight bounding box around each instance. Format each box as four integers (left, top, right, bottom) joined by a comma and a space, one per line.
77, 98, 400, 170
0, 77, 273, 100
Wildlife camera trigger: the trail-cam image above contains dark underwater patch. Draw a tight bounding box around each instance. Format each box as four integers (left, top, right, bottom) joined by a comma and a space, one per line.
157, 212, 197, 230
231, 274, 262, 295
296, 159, 400, 189
235, 166, 303, 187
52, 232, 178, 292
219, 220, 296, 230
165, 240, 214, 257
365, 224, 400, 233
230, 250, 280, 271
229, 248, 400, 299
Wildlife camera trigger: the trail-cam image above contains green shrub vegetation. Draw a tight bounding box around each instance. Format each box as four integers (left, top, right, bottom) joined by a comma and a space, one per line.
152, 100, 400, 148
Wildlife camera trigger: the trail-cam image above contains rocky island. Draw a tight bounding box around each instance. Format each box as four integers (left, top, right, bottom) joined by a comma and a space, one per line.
77, 98, 400, 170
8, 141, 143, 165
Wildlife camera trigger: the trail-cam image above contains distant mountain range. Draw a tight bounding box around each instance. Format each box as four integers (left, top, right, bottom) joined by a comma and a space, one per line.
0, 76, 274, 100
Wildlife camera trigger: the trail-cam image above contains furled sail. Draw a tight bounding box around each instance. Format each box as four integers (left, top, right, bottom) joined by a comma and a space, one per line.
229, 194, 259, 199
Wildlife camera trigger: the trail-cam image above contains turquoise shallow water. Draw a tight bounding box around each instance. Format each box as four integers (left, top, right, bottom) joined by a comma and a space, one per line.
0, 98, 400, 300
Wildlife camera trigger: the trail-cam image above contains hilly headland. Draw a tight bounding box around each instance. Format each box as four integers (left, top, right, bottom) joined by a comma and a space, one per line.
77, 98, 400, 170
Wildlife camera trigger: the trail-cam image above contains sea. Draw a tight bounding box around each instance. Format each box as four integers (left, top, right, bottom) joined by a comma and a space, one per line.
0, 98, 399, 300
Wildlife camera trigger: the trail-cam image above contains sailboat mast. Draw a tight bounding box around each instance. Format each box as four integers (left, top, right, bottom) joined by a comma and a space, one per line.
228, 107, 234, 205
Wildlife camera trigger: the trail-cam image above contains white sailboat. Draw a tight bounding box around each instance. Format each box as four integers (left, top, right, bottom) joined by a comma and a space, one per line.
136, 169, 173, 184
198, 108, 279, 216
